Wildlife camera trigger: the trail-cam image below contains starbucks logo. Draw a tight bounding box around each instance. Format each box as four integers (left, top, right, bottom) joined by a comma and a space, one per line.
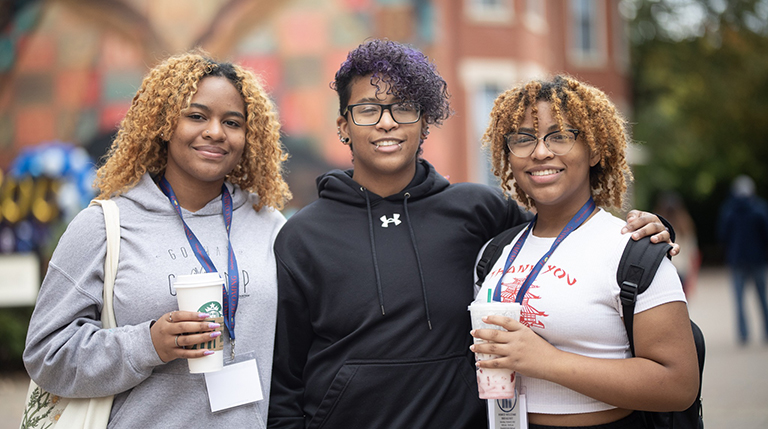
199, 301, 223, 318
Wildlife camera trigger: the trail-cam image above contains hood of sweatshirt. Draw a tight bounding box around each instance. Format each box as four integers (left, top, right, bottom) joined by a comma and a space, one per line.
316, 159, 450, 206
313, 160, 450, 329
120, 173, 257, 217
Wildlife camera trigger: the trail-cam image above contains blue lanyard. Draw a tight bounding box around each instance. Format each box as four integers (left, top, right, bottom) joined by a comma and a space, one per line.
493, 197, 596, 303
159, 176, 240, 357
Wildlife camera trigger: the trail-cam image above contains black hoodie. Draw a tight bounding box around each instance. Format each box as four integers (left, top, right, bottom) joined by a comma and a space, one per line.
269, 160, 531, 429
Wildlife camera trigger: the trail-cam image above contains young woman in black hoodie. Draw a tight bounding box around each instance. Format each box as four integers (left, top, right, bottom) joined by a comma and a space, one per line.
267, 39, 675, 429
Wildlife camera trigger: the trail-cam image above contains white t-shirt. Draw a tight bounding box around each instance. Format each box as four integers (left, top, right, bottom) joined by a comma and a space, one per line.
474, 209, 686, 414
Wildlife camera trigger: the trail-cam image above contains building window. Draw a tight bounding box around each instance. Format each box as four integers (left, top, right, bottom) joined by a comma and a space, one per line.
471, 82, 506, 185
569, 0, 606, 66
460, 59, 533, 185
465, 0, 513, 24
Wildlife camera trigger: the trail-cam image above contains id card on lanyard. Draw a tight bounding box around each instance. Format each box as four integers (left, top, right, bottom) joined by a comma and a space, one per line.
488, 390, 527, 429
159, 176, 240, 360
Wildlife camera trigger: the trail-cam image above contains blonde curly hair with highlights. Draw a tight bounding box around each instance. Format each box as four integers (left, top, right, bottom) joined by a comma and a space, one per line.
94, 50, 291, 211
483, 75, 632, 211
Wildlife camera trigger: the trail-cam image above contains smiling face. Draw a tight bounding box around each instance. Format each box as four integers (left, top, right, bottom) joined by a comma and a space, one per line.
510, 101, 600, 217
337, 74, 425, 197
164, 76, 246, 197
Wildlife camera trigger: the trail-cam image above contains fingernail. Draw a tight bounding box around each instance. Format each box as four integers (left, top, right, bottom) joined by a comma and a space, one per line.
621, 227, 628, 234
208, 323, 221, 329
198, 313, 210, 318
210, 331, 222, 338
469, 345, 475, 352
203, 351, 215, 356
470, 330, 476, 336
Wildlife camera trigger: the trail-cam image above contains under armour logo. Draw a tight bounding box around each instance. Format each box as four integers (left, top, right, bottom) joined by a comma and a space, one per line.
380, 214, 402, 227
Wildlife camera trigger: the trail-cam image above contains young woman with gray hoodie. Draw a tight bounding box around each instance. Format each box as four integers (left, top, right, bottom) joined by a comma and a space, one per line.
23, 50, 291, 428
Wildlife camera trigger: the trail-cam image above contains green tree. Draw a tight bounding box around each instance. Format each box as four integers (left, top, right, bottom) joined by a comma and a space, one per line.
626, 0, 768, 262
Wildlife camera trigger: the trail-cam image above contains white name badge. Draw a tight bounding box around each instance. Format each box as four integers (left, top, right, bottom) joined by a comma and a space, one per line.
204, 358, 263, 412
487, 389, 527, 429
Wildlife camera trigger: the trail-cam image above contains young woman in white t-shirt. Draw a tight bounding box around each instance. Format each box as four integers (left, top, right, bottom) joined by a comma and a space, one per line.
471, 75, 699, 429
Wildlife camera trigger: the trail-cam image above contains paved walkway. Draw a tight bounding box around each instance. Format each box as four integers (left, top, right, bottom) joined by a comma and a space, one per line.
1, 267, 767, 428
686, 267, 768, 429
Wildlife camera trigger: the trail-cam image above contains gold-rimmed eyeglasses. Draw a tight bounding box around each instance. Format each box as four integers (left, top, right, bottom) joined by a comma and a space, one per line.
505, 129, 580, 157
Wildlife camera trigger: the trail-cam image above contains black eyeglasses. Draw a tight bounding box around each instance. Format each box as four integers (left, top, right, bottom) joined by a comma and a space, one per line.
343, 102, 422, 126
505, 129, 580, 157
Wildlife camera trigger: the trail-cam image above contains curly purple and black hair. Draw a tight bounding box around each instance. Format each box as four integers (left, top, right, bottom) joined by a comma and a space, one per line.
332, 39, 451, 127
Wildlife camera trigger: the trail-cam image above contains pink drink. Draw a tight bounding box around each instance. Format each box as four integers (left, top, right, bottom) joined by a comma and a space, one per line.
476, 367, 516, 399
468, 302, 521, 399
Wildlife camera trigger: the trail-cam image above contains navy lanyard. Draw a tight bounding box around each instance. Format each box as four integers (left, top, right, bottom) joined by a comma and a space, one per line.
493, 197, 596, 303
159, 176, 240, 358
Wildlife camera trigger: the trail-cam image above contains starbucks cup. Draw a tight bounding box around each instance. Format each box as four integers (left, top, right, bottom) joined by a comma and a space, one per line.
468, 301, 522, 399
174, 273, 225, 373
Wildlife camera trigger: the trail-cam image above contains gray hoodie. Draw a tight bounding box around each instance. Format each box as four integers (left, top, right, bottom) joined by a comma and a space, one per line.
23, 173, 285, 428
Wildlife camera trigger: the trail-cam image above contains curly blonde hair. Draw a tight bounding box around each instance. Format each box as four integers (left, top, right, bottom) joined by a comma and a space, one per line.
483, 75, 632, 211
95, 50, 291, 211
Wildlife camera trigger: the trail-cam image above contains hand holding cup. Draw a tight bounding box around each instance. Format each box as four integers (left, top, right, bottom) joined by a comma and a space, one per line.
150, 311, 222, 363
468, 301, 521, 399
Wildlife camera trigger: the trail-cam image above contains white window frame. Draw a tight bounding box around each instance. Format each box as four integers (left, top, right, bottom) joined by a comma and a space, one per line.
523, 0, 548, 34
612, 4, 630, 73
459, 59, 546, 185
465, 0, 514, 25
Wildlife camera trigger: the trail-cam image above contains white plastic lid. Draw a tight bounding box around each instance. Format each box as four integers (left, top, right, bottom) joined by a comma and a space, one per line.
173, 273, 225, 288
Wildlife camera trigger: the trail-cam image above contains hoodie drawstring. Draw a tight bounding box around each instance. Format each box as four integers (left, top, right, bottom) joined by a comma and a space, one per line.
362, 189, 432, 329
364, 190, 386, 316
403, 193, 433, 330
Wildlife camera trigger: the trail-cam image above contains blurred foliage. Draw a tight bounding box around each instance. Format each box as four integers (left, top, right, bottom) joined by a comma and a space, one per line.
626, 0, 768, 263
0, 306, 33, 371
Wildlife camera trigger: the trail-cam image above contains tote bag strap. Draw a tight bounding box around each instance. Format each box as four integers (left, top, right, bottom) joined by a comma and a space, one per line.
21, 201, 120, 429
88, 199, 120, 329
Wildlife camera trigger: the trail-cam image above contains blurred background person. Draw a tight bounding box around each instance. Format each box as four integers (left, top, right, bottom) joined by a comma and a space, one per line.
718, 175, 768, 345
655, 191, 701, 297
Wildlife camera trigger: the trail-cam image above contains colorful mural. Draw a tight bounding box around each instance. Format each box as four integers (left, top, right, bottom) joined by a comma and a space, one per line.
0, 0, 434, 213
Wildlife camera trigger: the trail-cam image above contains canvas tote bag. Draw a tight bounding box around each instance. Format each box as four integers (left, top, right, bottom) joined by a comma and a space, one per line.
20, 199, 120, 429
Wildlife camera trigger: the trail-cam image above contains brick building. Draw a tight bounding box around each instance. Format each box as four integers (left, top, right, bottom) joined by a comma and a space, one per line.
0, 0, 631, 211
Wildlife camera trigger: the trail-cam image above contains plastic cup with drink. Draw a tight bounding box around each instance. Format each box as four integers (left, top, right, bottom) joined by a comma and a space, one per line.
468, 299, 521, 399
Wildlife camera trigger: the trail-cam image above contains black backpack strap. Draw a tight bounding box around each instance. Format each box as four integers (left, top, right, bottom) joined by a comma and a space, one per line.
617, 237, 672, 356
655, 213, 676, 244
475, 224, 527, 288
690, 320, 706, 426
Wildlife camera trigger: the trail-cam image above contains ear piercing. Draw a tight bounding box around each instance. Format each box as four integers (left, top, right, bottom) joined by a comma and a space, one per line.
337, 127, 350, 144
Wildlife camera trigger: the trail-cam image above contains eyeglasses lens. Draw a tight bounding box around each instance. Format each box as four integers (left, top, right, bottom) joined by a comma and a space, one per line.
350, 103, 421, 126
506, 131, 577, 157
